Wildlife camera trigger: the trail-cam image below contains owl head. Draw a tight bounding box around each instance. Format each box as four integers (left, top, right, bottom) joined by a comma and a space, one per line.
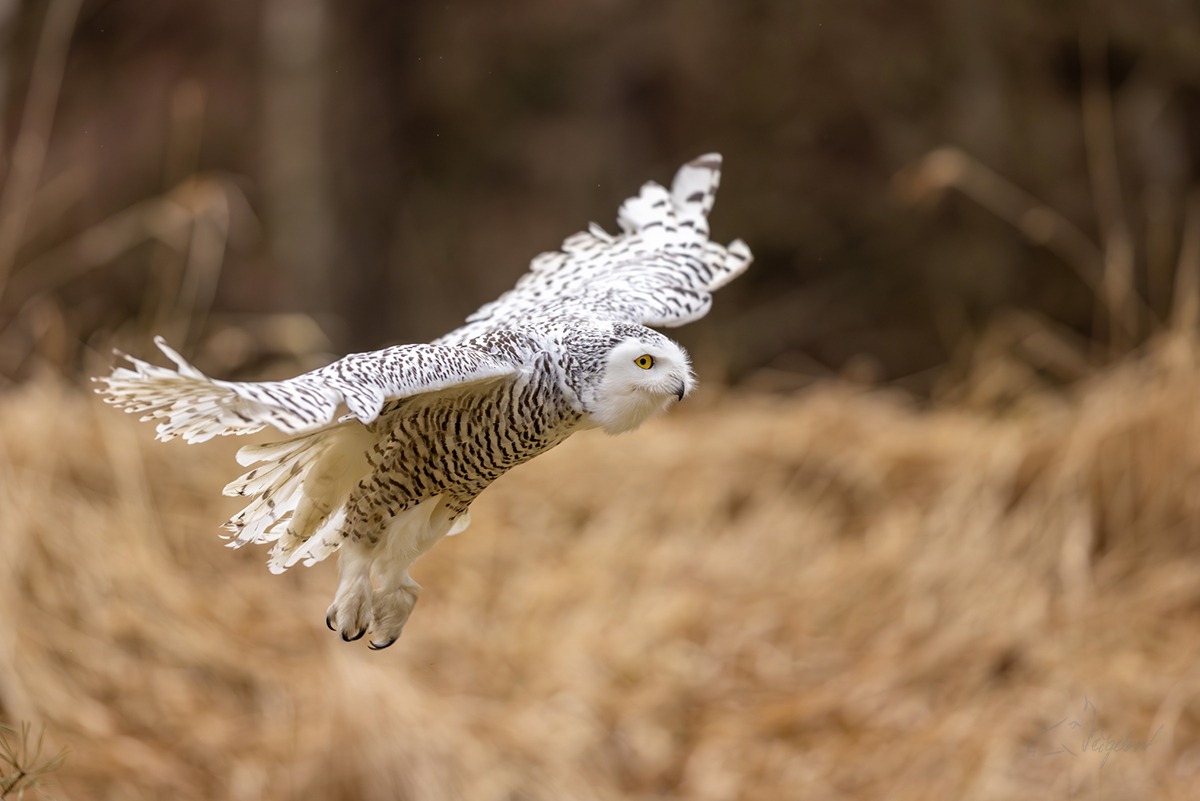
588, 332, 693, 434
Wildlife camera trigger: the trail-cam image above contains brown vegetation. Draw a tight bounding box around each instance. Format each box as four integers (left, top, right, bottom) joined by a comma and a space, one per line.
3, 334, 1200, 799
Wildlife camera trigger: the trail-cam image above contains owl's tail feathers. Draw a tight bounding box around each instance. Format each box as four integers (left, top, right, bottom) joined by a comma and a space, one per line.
222, 421, 374, 573
95, 337, 341, 444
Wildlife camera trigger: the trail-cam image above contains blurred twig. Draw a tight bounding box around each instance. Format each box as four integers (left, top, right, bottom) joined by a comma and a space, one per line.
0, 176, 240, 359
0, 0, 83, 300
21, 165, 90, 247
1172, 191, 1200, 334
171, 179, 230, 348
897, 148, 1102, 303
1149, 654, 1200, 770
1080, 28, 1137, 352
895, 146, 1150, 342
142, 81, 210, 345
3, 177, 234, 299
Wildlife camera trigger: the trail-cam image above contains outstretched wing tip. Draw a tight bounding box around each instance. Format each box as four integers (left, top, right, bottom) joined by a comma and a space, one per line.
670, 154, 723, 221
445, 154, 749, 337
686, 152, 723, 169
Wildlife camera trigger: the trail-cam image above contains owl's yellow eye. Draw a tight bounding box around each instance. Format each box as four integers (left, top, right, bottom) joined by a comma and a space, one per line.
635, 354, 654, 370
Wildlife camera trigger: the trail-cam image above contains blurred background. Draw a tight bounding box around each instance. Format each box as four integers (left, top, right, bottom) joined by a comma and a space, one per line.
0, 0, 1196, 388
3, 0, 1200, 799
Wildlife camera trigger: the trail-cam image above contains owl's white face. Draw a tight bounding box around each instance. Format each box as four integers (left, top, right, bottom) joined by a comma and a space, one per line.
589, 337, 693, 434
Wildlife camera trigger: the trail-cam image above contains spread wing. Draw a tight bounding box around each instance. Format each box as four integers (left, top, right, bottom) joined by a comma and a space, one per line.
96, 336, 517, 443
439, 153, 753, 345
96, 154, 750, 442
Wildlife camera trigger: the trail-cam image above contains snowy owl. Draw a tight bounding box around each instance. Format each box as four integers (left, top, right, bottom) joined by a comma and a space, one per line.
97, 154, 752, 649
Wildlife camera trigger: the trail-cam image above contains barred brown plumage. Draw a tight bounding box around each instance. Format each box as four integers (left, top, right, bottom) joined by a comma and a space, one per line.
95, 154, 753, 648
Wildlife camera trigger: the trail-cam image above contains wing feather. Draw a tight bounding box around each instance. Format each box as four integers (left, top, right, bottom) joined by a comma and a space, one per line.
95, 336, 517, 443
442, 152, 752, 342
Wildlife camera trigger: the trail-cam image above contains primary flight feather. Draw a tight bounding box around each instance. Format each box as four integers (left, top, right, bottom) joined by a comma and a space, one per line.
96, 154, 752, 649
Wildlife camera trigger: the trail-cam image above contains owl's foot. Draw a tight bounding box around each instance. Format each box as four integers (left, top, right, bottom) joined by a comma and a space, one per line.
327, 557, 373, 642
367, 635, 398, 651
326, 597, 370, 641
366, 574, 421, 650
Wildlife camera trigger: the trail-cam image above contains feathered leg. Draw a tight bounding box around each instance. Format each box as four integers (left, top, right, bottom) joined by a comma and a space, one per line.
360, 498, 472, 649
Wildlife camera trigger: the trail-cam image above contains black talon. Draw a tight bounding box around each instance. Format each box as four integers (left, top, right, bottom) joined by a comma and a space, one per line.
344, 627, 366, 642
325, 612, 336, 632
368, 636, 398, 651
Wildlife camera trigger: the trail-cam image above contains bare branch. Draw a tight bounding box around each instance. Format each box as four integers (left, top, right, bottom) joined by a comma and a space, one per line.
0, 0, 84, 299
1080, 28, 1138, 350
894, 146, 1147, 340
1171, 190, 1200, 333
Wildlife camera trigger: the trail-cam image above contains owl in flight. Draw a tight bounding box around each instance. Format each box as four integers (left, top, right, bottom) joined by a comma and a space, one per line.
97, 154, 752, 649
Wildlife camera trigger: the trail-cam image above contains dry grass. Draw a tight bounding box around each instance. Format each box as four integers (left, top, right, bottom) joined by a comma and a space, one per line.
3, 338, 1200, 800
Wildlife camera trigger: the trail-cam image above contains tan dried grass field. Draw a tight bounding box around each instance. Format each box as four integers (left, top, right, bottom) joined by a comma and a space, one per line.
3, 338, 1200, 800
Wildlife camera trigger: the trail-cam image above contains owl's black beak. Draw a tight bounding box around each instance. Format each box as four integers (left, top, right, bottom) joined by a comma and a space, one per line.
674, 381, 687, 402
